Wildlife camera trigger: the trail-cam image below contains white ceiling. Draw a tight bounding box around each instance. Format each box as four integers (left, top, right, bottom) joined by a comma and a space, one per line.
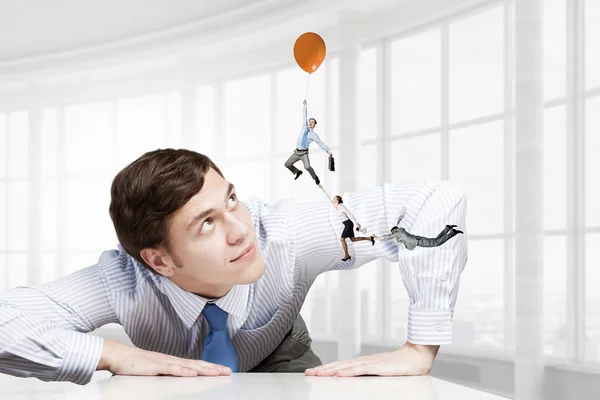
0, 0, 269, 62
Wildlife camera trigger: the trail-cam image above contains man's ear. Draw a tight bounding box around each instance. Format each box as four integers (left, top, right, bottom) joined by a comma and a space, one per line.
140, 248, 175, 277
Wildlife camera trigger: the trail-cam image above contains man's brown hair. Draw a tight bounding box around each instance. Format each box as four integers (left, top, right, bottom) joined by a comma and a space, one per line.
109, 148, 223, 271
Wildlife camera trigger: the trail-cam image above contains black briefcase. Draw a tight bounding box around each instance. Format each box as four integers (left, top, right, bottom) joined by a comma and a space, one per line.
328, 155, 335, 171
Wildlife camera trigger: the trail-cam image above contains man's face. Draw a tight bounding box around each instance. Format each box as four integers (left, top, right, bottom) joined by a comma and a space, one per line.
308, 118, 316, 129
161, 168, 265, 296
391, 228, 399, 234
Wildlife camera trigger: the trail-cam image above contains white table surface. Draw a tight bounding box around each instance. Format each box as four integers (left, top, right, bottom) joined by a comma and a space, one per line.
0, 372, 509, 400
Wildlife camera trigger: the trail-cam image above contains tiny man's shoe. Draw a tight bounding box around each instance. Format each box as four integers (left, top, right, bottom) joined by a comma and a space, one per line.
315, 177, 320, 185
446, 224, 457, 229
294, 171, 303, 180
453, 229, 464, 234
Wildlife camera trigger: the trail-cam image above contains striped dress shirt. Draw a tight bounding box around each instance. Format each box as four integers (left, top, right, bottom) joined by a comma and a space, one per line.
0, 179, 467, 385
296, 105, 330, 153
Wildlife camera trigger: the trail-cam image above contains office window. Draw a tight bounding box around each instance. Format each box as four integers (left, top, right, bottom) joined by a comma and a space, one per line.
276, 67, 326, 154
65, 102, 113, 176
222, 160, 271, 203
41, 109, 58, 179
8, 182, 27, 252
7, 254, 28, 289
0, 183, 5, 252
358, 48, 377, 142
359, 261, 379, 340
7, 112, 29, 179
544, 235, 567, 357
197, 86, 215, 157
449, 7, 503, 123
358, 144, 377, 190
275, 154, 327, 204
390, 134, 441, 182
40, 253, 56, 285
223, 74, 271, 160
64, 252, 101, 278
544, 106, 567, 231
41, 181, 57, 252
389, 259, 409, 343
0, 114, 5, 178
453, 239, 504, 349
117, 94, 179, 170
327, 58, 340, 148
586, 0, 600, 90
586, 234, 600, 362
544, 0, 567, 100
586, 96, 600, 228
449, 121, 504, 235
391, 29, 441, 134
64, 178, 115, 253
0, 253, 5, 292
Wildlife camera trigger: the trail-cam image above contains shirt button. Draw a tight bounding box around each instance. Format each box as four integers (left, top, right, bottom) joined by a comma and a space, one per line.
435, 325, 444, 332
439, 274, 448, 282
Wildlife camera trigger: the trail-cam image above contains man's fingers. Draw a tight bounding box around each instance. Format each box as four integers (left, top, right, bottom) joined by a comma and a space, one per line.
161, 363, 200, 377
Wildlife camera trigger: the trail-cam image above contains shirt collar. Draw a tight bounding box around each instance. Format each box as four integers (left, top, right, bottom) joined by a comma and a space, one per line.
156, 277, 249, 329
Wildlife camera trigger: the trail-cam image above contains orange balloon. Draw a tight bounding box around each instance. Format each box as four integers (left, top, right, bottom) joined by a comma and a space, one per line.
293, 32, 326, 74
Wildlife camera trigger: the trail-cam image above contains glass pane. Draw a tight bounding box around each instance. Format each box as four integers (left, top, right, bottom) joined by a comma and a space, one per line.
8, 111, 29, 178
222, 160, 271, 204
65, 101, 113, 176
65, 179, 116, 251
276, 67, 326, 154
40, 252, 57, 285
545, 0, 566, 100
358, 48, 377, 142
275, 153, 328, 204
389, 259, 409, 343
391, 133, 441, 182
41, 180, 57, 251
544, 235, 567, 357
391, 29, 441, 133
544, 106, 567, 230
41, 108, 58, 179
223, 74, 271, 160
304, 275, 328, 337
0, 183, 5, 251
166, 91, 182, 149
358, 144, 377, 190
449, 121, 504, 234
359, 261, 379, 340
453, 239, 504, 349
197, 85, 215, 156
117, 95, 167, 170
63, 252, 99, 277
449, 6, 504, 123
7, 253, 28, 288
0, 254, 5, 292
586, 96, 600, 227
0, 114, 6, 178
586, 0, 600, 90
327, 57, 340, 148
8, 181, 28, 251
586, 233, 600, 361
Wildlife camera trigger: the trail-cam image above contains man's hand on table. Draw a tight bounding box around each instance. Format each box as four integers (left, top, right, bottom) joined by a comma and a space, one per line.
305, 342, 439, 377
97, 339, 232, 377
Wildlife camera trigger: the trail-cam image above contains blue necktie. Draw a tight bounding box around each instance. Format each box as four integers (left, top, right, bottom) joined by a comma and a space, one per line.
200, 303, 238, 372
301, 128, 309, 148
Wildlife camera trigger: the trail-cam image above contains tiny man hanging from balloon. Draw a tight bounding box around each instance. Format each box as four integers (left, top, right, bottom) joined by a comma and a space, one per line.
284, 32, 335, 187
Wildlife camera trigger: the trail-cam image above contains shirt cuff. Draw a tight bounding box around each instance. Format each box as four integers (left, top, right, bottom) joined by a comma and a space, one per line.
406, 309, 453, 345
55, 332, 104, 385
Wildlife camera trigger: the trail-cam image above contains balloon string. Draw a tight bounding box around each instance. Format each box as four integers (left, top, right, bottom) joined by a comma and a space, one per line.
304, 73, 312, 100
